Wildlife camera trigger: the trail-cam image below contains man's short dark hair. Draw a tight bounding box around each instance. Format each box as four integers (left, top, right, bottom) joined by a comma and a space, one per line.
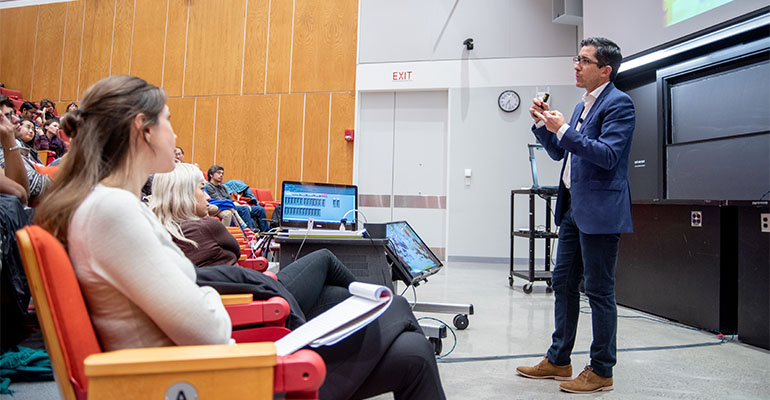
207, 165, 224, 182
580, 37, 623, 82
20, 101, 38, 112
175, 146, 184, 155
0, 95, 13, 110
40, 98, 54, 108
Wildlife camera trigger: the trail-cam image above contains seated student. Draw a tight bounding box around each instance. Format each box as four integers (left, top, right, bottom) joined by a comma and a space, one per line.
174, 146, 185, 163
206, 164, 269, 232
38, 98, 58, 122
18, 102, 38, 125
16, 118, 43, 165
35, 76, 444, 400
0, 113, 51, 204
34, 119, 67, 159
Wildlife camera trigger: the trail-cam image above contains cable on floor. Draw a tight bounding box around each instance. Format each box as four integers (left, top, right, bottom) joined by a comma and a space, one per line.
417, 316, 457, 359
436, 341, 725, 364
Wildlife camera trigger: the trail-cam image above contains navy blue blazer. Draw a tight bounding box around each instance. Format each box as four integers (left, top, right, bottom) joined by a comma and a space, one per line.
532, 82, 635, 234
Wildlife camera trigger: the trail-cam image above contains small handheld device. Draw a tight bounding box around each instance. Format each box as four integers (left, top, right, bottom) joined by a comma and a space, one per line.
541, 93, 550, 103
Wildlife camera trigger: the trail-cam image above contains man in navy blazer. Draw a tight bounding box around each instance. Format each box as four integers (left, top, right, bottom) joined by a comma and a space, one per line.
516, 37, 635, 394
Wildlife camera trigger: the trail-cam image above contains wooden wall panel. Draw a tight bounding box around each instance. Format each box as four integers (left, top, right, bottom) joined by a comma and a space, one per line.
0, 6, 38, 98
60, 0, 85, 101
2, 0, 358, 190
242, 0, 269, 95
166, 97, 195, 161
265, 0, 293, 94
184, 0, 245, 96
302, 93, 330, 183
276, 93, 304, 196
30, 3, 67, 102
328, 92, 354, 184
78, 0, 115, 95
130, 0, 166, 87
292, 0, 357, 92
217, 95, 279, 190
162, 0, 188, 97
192, 96, 218, 172
110, 0, 134, 76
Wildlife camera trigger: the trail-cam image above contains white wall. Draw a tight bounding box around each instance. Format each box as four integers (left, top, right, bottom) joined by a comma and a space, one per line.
356, 0, 584, 263
446, 84, 581, 261
359, 0, 577, 63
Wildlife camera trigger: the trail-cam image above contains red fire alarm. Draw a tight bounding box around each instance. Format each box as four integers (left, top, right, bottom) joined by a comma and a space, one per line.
344, 129, 354, 142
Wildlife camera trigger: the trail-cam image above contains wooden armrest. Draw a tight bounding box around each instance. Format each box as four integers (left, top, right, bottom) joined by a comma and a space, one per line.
85, 343, 277, 399
221, 293, 253, 305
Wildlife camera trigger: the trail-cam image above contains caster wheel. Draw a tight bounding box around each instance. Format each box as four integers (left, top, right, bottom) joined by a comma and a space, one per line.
453, 314, 469, 330
508, 276, 514, 287
430, 337, 442, 355
523, 283, 533, 294
546, 279, 552, 287
545, 286, 553, 293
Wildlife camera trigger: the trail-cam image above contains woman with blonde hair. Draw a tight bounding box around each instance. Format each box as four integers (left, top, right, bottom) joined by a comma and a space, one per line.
150, 162, 446, 400
150, 162, 242, 267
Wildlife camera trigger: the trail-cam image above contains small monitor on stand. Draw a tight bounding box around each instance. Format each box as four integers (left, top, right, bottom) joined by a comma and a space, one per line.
383, 221, 443, 287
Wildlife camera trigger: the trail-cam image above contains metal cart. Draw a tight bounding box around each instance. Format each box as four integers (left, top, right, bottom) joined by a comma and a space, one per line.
509, 188, 558, 293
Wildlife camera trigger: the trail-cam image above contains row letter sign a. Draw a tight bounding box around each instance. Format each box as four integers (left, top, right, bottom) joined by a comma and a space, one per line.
392, 71, 413, 82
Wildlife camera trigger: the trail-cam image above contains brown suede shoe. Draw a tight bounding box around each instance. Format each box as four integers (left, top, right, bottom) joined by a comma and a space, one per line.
559, 366, 613, 394
516, 357, 572, 381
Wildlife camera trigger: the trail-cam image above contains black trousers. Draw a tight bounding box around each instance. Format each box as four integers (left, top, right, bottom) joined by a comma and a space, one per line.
199, 249, 445, 400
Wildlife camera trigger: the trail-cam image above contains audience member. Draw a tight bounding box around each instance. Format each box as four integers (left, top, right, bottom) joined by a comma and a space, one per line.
0, 119, 51, 204
206, 164, 269, 232
18, 102, 38, 123
38, 98, 58, 122
34, 75, 445, 400
16, 118, 43, 165
174, 146, 185, 163
65, 102, 78, 114
34, 119, 67, 159
1, 96, 29, 205
149, 161, 446, 399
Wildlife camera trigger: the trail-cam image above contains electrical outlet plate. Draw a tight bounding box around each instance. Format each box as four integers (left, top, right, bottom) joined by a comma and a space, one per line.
691, 211, 702, 227
761, 213, 770, 233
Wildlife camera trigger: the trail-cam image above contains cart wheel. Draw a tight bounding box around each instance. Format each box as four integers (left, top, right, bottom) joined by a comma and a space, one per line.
546, 279, 552, 287
453, 314, 469, 330
508, 276, 514, 287
545, 286, 553, 294
430, 337, 443, 355
523, 283, 533, 294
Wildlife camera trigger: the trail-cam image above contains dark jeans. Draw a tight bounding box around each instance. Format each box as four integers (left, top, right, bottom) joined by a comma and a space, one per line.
546, 207, 620, 378
278, 249, 445, 400
234, 204, 269, 232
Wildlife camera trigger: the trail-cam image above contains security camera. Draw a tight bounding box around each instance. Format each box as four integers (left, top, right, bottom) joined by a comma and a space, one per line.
463, 38, 474, 50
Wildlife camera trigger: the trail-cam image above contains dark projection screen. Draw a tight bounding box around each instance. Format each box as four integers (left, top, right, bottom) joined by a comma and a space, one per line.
663, 48, 770, 201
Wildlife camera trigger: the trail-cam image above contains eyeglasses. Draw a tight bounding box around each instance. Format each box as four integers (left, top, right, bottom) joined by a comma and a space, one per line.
572, 56, 603, 67
3, 112, 13, 120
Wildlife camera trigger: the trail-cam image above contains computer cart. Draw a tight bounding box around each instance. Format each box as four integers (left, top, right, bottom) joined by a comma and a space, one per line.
509, 188, 558, 294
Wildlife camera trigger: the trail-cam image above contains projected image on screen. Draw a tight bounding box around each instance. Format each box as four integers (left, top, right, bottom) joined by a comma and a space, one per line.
664, 0, 733, 26
385, 221, 441, 276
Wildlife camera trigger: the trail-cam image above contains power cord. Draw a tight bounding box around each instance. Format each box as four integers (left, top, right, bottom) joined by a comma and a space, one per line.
417, 316, 457, 359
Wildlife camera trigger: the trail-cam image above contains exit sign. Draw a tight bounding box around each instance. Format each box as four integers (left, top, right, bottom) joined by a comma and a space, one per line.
392, 71, 413, 81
